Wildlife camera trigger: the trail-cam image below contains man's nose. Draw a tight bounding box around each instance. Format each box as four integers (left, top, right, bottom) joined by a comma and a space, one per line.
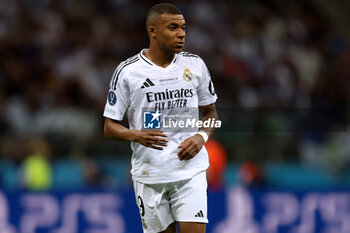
177, 30, 185, 38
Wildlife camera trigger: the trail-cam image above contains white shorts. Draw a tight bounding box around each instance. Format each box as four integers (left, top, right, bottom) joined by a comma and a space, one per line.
133, 171, 208, 233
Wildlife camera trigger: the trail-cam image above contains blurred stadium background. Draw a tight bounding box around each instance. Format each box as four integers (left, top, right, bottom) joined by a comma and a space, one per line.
0, 0, 349, 232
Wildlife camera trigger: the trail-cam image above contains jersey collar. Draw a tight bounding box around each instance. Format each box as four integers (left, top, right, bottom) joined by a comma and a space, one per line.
139, 49, 178, 70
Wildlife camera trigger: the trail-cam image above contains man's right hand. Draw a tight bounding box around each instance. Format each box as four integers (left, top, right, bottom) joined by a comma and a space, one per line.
131, 129, 168, 150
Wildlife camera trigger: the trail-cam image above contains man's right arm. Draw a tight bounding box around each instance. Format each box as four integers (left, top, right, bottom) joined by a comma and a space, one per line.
104, 118, 168, 150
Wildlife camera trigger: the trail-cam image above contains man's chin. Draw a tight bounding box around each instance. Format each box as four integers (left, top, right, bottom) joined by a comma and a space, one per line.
173, 47, 183, 53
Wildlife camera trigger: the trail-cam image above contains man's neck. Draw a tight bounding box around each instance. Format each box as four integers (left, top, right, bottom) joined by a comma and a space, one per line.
144, 47, 174, 68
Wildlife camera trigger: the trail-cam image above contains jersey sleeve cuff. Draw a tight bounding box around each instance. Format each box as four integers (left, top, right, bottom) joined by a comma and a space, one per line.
103, 110, 124, 121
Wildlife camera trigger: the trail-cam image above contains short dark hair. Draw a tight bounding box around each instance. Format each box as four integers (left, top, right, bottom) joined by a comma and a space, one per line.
146, 3, 183, 27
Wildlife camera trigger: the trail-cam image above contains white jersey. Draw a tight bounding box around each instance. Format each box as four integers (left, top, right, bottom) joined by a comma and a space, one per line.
103, 49, 217, 184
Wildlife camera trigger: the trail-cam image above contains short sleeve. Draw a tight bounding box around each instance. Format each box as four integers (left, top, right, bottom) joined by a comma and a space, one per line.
197, 58, 217, 106
103, 66, 130, 121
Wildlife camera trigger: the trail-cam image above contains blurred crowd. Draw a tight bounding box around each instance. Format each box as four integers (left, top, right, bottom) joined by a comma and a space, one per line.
0, 0, 349, 188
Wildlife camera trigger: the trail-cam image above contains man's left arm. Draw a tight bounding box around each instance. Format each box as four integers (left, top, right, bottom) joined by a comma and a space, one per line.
177, 103, 219, 160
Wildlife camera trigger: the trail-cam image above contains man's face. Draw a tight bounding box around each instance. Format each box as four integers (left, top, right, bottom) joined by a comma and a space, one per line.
153, 13, 186, 54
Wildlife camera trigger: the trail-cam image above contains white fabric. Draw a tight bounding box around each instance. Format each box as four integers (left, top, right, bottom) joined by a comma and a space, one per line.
103, 49, 217, 183
133, 171, 208, 233
196, 130, 209, 143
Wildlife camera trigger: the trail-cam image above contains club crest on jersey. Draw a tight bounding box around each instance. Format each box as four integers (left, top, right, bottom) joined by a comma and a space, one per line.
143, 110, 161, 129
108, 91, 117, 106
183, 68, 193, 82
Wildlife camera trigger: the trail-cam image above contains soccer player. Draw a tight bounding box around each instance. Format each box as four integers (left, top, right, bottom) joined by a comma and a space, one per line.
103, 3, 218, 233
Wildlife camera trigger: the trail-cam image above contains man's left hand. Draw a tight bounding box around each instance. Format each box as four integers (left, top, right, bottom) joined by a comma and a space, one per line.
178, 134, 205, 160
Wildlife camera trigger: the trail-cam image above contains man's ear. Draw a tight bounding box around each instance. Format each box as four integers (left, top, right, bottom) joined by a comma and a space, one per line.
148, 26, 156, 39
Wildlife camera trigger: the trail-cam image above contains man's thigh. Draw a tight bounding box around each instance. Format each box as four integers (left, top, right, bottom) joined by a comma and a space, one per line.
160, 222, 177, 233
178, 222, 206, 233
161, 222, 206, 233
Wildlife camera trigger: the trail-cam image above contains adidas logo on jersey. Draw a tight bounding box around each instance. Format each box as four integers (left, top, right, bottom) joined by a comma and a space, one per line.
141, 78, 155, 89
195, 210, 204, 218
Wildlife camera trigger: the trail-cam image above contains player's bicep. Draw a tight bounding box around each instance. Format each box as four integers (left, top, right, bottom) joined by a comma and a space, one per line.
199, 104, 217, 117
104, 117, 121, 137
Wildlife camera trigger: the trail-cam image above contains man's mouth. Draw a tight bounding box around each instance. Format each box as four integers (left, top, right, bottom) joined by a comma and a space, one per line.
176, 42, 184, 47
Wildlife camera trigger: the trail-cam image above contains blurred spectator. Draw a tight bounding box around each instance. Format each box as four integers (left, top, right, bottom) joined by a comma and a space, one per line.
205, 138, 227, 190
82, 158, 105, 188
238, 162, 266, 188
21, 138, 52, 191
